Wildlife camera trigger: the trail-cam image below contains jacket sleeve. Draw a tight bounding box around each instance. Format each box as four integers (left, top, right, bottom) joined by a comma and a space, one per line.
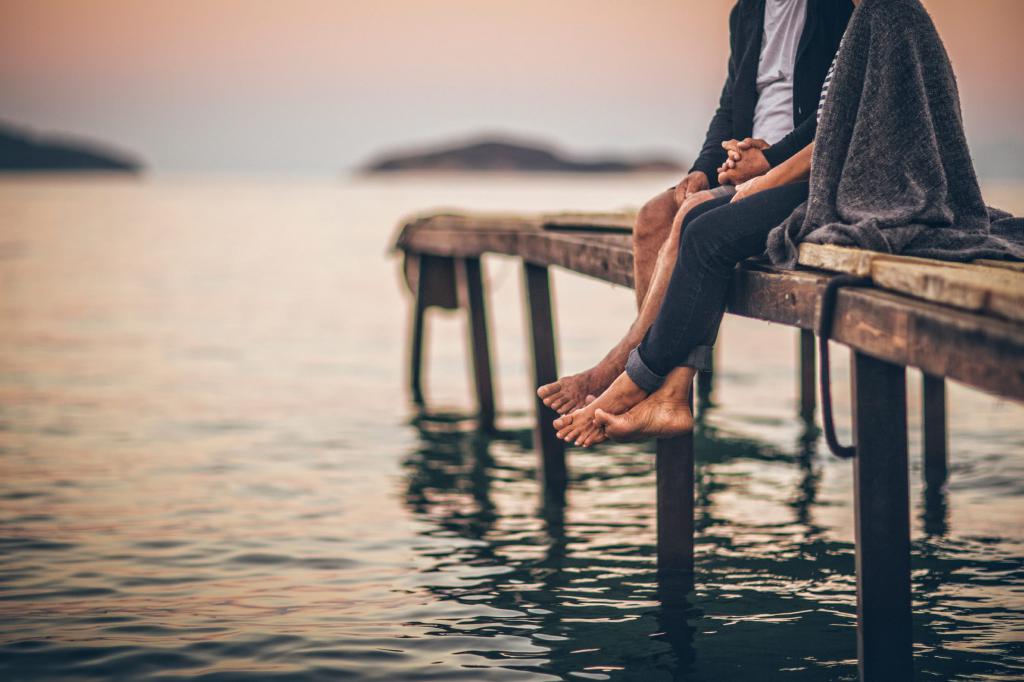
689, 2, 742, 186
762, 113, 816, 167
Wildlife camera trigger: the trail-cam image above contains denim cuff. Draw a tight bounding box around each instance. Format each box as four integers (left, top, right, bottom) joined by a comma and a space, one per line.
684, 345, 715, 372
625, 346, 666, 393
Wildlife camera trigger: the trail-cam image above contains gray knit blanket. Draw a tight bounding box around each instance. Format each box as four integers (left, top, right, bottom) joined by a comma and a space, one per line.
766, 0, 1024, 267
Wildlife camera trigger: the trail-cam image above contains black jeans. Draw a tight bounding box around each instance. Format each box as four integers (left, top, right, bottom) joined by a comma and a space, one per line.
626, 181, 810, 392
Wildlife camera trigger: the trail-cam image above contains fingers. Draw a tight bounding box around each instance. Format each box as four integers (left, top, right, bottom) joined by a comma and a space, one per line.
739, 137, 769, 150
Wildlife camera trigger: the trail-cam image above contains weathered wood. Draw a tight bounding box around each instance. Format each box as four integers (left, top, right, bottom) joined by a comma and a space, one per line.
457, 257, 496, 431
799, 329, 816, 421
729, 265, 1024, 402
799, 243, 1024, 322
409, 260, 428, 405
523, 262, 567, 500
657, 395, 695, 577
922, 373, 948, 489
399, 218, 1024, 402
852, 352, 912, 681
657, 435, 695, 576
974, 258, 1024, 272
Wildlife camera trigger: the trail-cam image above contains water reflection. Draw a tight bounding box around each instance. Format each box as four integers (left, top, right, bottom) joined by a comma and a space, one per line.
402, 397, 1024, 681
402, 407, 854, 680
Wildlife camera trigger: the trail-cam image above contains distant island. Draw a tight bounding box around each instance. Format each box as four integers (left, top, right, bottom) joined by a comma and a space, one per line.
361, 136, 684, 174
0, 122, 141, 173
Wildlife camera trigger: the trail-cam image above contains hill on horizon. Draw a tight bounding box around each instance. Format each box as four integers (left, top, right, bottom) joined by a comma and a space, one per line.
360, 136, 684, 174
0, 121, 141, 173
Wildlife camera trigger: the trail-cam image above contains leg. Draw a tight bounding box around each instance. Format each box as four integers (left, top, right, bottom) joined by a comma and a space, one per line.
559, 183, 811, 447
523, 262, 567, 500
852, 352, 912, 681
637, 182, 811, 380
457, 257, 496, 431
538, 191, 727, 415
633, 189, 680, 307
922, 373, 947, 489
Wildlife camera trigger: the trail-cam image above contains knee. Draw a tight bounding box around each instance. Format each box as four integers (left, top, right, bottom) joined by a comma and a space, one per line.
633, 191, 676, 248
680, 214, 731, 270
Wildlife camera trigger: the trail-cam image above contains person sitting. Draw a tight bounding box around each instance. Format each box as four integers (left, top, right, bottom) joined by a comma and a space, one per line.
537, 0, 852, 415
553, 0, 1024, 447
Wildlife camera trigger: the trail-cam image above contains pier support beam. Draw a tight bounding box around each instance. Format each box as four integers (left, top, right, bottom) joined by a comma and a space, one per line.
410, 279, 427, 406
922, 373, 948, 489
656, 390, 695, 579
457, 257, 496, 431
799, 329, 816, 422
408, 254, 458, 406
852, 352, 912, 681
523, 262, 567, 501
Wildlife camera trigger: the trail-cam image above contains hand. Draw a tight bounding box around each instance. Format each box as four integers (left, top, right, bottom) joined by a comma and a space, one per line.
731, 173, 777, 203
672, 171, 710, 204
718, 138, 771, 185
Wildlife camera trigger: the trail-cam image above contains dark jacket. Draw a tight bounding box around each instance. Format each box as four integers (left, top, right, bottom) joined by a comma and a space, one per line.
690, 0, 853, 185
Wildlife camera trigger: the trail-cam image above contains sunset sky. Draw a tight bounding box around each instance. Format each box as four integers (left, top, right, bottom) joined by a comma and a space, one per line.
2, 0, 1022, 175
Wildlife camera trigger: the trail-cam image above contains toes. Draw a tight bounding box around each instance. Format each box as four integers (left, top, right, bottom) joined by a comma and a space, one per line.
550, 396, 571, 414
564, 424, 584, 444
594, 408, 611, 427
537, 382, 560, 399
580, 423, 606, 448
583, 394, 597, 406
586, 428, 608, 447
553, 413, 572, 430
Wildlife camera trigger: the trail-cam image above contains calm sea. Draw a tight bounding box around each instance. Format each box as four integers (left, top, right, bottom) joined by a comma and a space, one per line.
1, 175, 1022, 681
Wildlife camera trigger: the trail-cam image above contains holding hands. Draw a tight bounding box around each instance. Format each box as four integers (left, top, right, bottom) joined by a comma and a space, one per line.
717, 137, 771, 186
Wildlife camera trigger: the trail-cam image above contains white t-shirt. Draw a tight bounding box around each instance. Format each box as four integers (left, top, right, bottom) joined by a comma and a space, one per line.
752, 0, 807, 144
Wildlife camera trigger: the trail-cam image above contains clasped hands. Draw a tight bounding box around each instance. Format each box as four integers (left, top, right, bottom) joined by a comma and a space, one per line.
718, 138, 775, 202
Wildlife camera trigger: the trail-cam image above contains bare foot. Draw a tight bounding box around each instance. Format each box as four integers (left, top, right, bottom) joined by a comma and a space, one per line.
537, 364, 619, 415
594, 367, 695, 441
552, 372, 648, 448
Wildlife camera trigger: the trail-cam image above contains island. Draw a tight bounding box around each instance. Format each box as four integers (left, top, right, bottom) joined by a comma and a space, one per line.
0, 121, 141, 173
361, 136, 684, 174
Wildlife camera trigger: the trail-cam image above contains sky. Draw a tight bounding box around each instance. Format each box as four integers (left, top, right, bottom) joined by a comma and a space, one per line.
2, 0, 1022, 175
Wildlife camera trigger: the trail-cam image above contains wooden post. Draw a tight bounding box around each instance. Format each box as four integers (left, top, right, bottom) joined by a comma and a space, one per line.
523, 262, 567, 500
695, 349, 714, 412
656, 386, 695, 578
922, 373, 947, 489
799, 329, 816, 422
409, 255, 429, 406
852, 351, 912, 681
457, 257, 496, 431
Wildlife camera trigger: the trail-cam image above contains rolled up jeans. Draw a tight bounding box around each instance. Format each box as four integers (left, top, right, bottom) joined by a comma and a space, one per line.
626, 181, 811, 393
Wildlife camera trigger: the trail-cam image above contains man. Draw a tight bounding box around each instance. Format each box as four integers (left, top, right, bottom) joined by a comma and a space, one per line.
539, 0, 853, 416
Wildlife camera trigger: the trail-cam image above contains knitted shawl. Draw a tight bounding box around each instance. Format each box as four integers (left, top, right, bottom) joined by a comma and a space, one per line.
766, 0, 1024, 267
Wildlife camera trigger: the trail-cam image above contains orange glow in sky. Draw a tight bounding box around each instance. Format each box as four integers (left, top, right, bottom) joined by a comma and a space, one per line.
1, 0, 1021, 173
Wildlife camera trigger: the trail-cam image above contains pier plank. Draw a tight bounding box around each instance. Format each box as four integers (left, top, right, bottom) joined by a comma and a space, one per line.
798, 243, 1024, 322
397, 214, 1024, 402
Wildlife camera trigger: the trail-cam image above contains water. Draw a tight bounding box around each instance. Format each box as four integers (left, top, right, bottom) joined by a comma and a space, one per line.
0, 175, 1022, 681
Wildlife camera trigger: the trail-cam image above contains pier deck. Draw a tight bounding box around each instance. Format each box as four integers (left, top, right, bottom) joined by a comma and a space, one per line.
394, 210, 1024, 681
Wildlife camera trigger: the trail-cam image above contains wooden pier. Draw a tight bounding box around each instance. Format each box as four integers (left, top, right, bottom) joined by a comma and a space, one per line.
394, 210, 1024, 681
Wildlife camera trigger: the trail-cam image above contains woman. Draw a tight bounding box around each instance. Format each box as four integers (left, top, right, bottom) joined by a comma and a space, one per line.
555, 0, 1024, 447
